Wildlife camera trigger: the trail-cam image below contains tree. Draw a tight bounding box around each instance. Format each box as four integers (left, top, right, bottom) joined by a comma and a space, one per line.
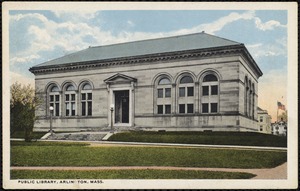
10, 82, 40, 142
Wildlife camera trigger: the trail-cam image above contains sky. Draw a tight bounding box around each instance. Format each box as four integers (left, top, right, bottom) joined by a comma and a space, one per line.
8, 9, 288, 122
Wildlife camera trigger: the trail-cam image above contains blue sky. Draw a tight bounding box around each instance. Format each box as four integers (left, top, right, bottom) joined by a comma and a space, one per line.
8, 9, 288, 121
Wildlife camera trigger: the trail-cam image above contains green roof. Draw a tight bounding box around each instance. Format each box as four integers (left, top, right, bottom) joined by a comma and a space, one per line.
34, 32, 241, 67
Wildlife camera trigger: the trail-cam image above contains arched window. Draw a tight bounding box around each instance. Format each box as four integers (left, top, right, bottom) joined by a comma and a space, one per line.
158, 78, 171, 85
156, 77, 172, 114
82, 83, 92, 90
248, 80, 251, 117
65, 84, 76, 116
81, 83, 92, 116
201, 73, 219, 113
49, 85, 60, 116
244, 76, 248, 116
180, 76, 193, 84
252, 83, 255, 118
203, 74, 218, 82
51, 86, 59, 92
178, 75, 194, 114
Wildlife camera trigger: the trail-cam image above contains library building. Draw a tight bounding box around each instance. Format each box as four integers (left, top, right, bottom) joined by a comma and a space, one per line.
29, 32, 263, 132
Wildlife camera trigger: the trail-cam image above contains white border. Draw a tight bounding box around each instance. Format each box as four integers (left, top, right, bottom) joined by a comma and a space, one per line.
2, 2, 298, 189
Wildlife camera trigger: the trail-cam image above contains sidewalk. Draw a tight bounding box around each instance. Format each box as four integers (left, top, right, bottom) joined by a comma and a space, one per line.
11, 162, 287, 179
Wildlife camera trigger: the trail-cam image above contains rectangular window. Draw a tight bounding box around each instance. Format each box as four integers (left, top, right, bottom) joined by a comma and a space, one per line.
211, 85, 218, 95
55, 95, 59, 101
158, 89, 163, 98
50, 95, 54, 102
202, 103, 209, 113
187, 104, 194, 113
211, 103, 218, 113
66, 94, 69, 101
165, 105, 171, 114
66, 103, 70, 116
87, 93, 92, 100
179, 87, 185, 97
165, 88, 171, 98
81, 93, 86, 100
71, 102, 75, 116
81, 93, 92, 116
187, 87, 194, 97
202, 86, 209, 96
87, 101, 92, 116
55, 103, 59, 116
82, 102, 86, 116
71, 94, 75, 101
157, 105, 163, 114
179, 104, 185, 114
260, 116, 263, 122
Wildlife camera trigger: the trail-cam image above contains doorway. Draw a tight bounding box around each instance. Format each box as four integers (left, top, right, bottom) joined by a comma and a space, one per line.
114, 90, 129, 123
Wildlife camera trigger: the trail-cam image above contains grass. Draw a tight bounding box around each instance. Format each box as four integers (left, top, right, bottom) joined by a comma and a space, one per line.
11, 141, 286, 169
11, 141, 89, 147
10, 131, 81, 139
10, 131, 47, 139
108, 131, 287, 147
11, 170, 255, 179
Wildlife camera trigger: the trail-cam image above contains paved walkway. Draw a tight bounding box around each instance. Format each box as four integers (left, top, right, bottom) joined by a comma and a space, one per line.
11, 162, 287, 179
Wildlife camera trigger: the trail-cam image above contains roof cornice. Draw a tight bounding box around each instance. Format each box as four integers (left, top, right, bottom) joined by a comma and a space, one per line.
239, 44, 263, 77
29, 44, 262, 77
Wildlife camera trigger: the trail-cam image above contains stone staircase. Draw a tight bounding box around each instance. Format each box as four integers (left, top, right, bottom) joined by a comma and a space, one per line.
45, 132, 108, 141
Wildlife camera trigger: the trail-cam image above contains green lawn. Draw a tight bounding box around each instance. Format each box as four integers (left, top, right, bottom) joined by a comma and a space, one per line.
108, 131, 287, 147
10, 131, 47, 139
11, 141, 286, 169
11, 170, 255, 179
11, 141, 89, 147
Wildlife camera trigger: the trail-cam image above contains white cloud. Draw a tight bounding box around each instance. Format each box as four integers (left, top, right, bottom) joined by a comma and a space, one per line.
254, 17, 286, 31
246, 43, 262, 48
10, 13, 48, 23
199, 11, 255, 34
10, 55, 40, 66
246, 41, 286, 59
28, 25, 51, 43
52, 10, 97, 21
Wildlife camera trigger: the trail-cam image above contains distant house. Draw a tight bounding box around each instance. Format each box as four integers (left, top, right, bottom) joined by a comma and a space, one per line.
29, 32, 263, 132
257, 107, 272, 134
271, 119, 287, 136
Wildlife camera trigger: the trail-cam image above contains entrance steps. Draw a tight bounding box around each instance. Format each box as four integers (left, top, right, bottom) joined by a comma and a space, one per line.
102, 132, 114, 141
46, 132, 108, 141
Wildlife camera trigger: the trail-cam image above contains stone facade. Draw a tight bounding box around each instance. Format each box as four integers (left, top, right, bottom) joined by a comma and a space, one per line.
30, 32, 263, 132
257, 107, 272, 134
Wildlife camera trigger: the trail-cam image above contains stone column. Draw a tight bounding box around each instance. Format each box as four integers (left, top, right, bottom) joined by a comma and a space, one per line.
172, 83, 176, 114
130, 81, 135, 127
194, 81, 199, 113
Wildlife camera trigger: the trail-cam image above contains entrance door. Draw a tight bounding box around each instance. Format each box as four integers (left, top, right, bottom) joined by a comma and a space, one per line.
114, 90, 129, 123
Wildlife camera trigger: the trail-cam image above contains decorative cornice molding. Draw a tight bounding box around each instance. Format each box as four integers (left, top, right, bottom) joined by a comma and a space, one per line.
29, 45, 256, 75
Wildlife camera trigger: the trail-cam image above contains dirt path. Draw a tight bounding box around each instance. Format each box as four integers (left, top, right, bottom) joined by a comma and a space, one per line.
11, 162, 287, 179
